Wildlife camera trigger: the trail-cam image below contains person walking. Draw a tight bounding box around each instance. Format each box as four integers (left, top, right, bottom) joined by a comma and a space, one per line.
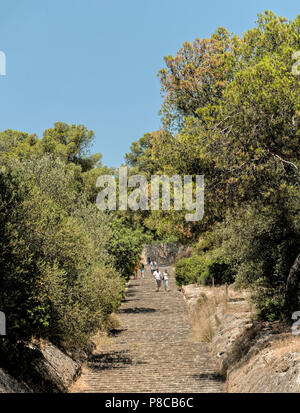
134, 264, 139, 280
153, 267, 162, 292
150, 260, 156, 275
162, 269, 169, 292
140, 263, 145, 279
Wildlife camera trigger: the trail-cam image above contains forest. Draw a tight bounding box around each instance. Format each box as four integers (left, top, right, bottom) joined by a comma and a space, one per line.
0, 10, 299, 374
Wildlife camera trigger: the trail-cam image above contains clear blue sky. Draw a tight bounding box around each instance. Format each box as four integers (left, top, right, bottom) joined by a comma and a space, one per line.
0, 0, 299, 167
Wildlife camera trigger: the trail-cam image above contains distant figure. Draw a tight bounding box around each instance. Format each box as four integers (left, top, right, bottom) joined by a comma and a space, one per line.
147, 256, 151, 265
153, 267, 162, 292
134, 264, 139, 280
162, 269, 169, 292
150, 260, 156, 274
140, 263, 145, 279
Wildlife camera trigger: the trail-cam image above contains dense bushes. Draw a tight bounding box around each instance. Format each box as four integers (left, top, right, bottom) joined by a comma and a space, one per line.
221, 204, 300, 321
0, 156, 124, 350
107, 217, 150, 280
175, 199, 300, 321
174, 251, 234, 287
0, 120, 151, 366
175, 255, 204, 286
125, 11, 300, 321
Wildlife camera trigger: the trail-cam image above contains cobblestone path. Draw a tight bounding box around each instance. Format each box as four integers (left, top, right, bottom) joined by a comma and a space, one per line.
70, 266, 224, 393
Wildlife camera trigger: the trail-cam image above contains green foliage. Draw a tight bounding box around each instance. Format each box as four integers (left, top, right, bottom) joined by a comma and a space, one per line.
41, 122, 99, 171
125, 133, 156, 175
201, 256, 235, 286
256, 297, 284, 322
174, 255, 205, 286
0, 154, 123, 353
0, 121, 152, 362
158, 27, 237, 130
174, 250, 234, 287
107, 217, 151, 280
0, 130, 39, 158
125, 11, 300, 320
220, 203, 300, 319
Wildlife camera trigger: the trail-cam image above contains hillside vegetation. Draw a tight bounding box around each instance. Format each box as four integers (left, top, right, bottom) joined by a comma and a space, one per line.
0, 10, 299, 379
124, 11, 300, 322
0, 123, 148, 373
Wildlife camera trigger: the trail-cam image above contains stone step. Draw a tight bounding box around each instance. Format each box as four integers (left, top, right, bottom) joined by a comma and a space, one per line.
70, 266, 224, 393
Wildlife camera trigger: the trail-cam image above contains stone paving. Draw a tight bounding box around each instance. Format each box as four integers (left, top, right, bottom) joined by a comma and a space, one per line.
70, 266, 224, 393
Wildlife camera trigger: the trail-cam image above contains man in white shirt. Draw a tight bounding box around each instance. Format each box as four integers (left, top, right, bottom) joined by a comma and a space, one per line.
150, 261, 155, 274
153, 267, 162, 292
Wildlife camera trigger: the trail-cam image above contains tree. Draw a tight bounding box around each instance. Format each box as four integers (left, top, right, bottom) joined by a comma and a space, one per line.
106, 216, 150, 280
158, 27, 237, 130
41, 121, 100, 171
0, 156, 123, 350
138, 11, 300, 320
0, 129, 38, 158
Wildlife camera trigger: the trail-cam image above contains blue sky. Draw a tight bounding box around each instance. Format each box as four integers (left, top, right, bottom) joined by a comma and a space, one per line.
0, 0, 299, 167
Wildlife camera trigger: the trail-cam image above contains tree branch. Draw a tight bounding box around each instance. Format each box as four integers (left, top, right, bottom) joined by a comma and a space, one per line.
270, 152, 299, 171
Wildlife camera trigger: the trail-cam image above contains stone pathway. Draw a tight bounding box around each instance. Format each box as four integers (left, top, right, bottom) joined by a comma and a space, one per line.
70, 266, 224, 393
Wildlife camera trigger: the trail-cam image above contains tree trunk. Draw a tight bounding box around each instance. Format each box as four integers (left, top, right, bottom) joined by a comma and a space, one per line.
285, 252, 300, 318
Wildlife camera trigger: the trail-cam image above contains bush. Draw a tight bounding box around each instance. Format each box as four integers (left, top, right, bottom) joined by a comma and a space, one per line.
221, 204, 300, 321
200, 254, 235, 286
107, 216, 151, 280
174, 255, 206, 286
0, 156, 123, 352
175, 248, 234, 287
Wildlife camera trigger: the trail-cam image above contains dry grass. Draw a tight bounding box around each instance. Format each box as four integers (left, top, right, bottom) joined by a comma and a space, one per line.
271, 335, 300, 358
190, 285, 253, 343
190, 292, 219, 342
91, 313, 121, 349
106, 313, 121, 330
91, 331, 112, 349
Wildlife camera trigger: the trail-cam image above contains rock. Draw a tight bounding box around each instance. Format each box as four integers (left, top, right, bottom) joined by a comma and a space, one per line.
212, 315, 300, 393
175, 281, 300, 393
182, 284, 216, 301
211, 313, 255, 375
228, 350, 300, 393
182, 284, 202, 300
141, 244, 191, 266
0, 368, 31, 393
29, 341, 81, 392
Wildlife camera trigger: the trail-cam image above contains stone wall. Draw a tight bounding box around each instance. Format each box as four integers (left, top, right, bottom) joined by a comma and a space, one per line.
182, 283, 300, 393
0, 368, 31, 393
0, 340, 82, 393
141, 243, 191, 266
29, 341, 81, 392
213, 320, 300, 393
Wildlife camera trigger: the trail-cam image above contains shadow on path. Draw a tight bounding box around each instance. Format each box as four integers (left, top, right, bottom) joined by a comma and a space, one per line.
119, 307, 156, 314
70, 266, 224, 393
88, 350, 148, 371
191, 373, 225, 383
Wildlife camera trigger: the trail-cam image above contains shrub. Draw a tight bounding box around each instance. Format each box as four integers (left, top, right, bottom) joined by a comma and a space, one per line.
107, 216, 151, 280
174, 255, 206, 286
0, 157, 123, 352
200, 254, 235, 286
174, 249, 234, 287
191, 293, 216, 342
221, 204, 300, 321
